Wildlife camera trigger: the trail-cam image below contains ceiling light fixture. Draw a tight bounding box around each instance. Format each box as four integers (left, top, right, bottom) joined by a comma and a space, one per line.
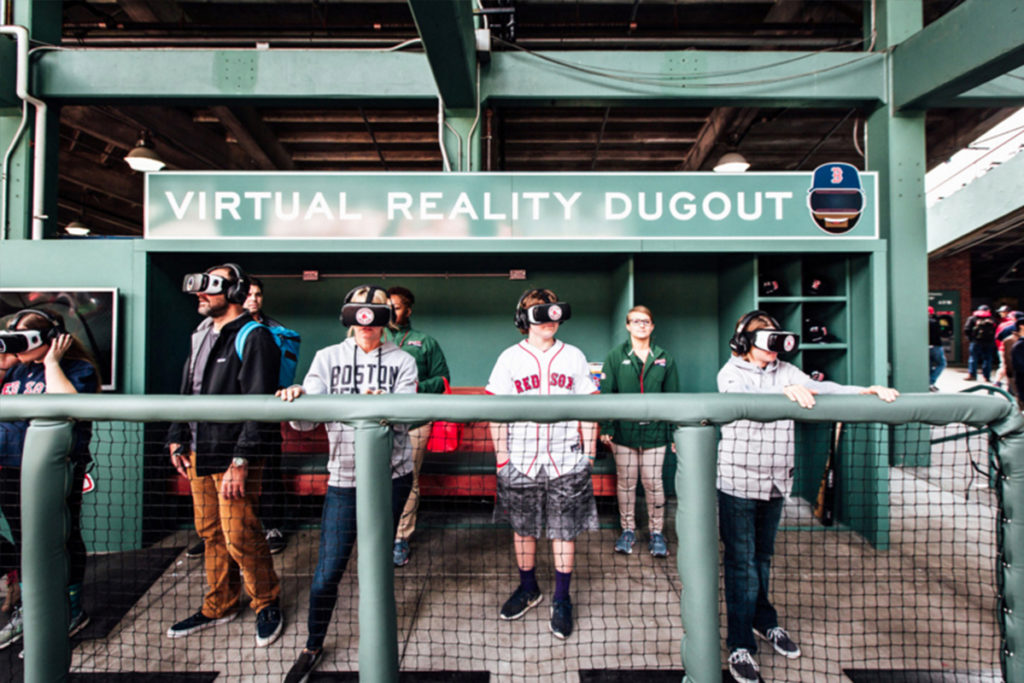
713, 152, 750, 173
125, 130, 166, 172
65, 219, 91, 236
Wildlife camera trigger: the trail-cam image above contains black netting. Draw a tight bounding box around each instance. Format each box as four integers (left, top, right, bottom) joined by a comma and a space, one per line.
0, 416, 1009, 682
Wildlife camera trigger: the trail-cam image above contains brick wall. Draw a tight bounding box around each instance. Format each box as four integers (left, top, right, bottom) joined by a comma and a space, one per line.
929, 252, 970, 364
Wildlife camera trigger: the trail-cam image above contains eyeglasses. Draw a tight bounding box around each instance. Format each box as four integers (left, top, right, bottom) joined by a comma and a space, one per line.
628, 319, 652, 327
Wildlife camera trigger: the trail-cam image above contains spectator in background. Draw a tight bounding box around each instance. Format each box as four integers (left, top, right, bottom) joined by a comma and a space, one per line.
0, 309, 99, 652
1002, 312, 1023, 406
963, 305, 997, 382
994, 305, 1016, 390
385, 286, 450, 568
165, 263, 283, 648
599, 305, 679, 557
928, 306, 946, 392
244, 277, 290, 555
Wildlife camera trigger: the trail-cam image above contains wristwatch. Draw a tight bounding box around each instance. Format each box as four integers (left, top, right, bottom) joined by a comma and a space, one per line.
231, 456, 249, 468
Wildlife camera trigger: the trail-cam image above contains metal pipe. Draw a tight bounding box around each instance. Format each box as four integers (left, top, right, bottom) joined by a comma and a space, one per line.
0, 25, 48, 240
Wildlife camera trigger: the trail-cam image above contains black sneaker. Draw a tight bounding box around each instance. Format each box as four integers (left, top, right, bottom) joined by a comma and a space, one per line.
499, 585, 543, 620
255, 604, 284, 647
266, 528, 288, 555
549, 598, 573, 639
727, 648, 760, 683
166, 609, 237, 638
284, 648, 323, 683
185, 540, 205, 558
754, 625, 801, 658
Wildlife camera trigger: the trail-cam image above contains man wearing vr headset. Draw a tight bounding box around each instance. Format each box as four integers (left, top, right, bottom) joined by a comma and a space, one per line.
165, 264, 284, 648
276, 285, 418, 683
486, 288, 599, 641
717, 310, 897, 683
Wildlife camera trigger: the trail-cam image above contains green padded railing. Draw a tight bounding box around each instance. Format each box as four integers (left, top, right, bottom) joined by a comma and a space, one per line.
4, 392, 1023, 683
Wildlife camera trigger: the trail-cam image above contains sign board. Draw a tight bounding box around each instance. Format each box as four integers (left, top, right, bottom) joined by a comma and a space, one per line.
146, 170, 879, 240
929, 289, 960, 363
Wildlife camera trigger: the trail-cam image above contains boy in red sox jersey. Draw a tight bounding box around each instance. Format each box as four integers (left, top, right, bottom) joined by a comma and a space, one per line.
486, 288, 599, 640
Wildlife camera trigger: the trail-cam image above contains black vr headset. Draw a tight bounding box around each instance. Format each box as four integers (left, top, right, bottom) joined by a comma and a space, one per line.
513, 289, 572, 331
0, 308, 66, 354
729, 310, 800, 355
181, 263, 251, 304
339, 284, 395, 327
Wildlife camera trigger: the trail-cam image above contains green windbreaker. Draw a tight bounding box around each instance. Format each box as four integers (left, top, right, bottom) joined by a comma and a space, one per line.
599, 339, 679, 448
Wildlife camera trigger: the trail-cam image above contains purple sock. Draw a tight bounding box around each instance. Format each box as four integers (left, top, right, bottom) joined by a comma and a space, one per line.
554, 570, 572, 602
519, 567, 539, 594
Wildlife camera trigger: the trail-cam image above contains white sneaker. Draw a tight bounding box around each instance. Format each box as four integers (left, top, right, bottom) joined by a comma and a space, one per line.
0, 605, 24, 650
728, 648, 760, 682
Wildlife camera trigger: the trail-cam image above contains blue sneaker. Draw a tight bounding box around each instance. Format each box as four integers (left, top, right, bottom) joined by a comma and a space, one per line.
499, 585, 543, 620
393, 539, 410, 567
256, 604, 284, 647
614, 529, 636, 554
166, 609, 237, 638
549, 598, 573, 639
649, 532, 669, 558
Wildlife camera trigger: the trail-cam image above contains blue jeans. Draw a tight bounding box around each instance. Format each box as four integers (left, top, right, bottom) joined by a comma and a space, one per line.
306, 473, 412, 651
968, 342, 996, 380
928, 346, 946, 385
718, 490, 784, 654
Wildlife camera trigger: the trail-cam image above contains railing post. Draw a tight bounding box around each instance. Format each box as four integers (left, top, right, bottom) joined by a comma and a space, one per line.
21, 418, 74, 683
999, 429, 1024, 683
673, 424, 720, 683
354, 420, 399, 683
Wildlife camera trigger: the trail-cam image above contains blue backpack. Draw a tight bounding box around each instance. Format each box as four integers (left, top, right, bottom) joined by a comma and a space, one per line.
235, 320, 301, 388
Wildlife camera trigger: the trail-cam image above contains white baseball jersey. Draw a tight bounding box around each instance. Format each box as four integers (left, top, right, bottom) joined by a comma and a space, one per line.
486, 339, 598, 479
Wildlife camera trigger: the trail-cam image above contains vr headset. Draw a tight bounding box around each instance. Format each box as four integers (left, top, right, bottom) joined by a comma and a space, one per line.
340, 303, 393, 327
339, 284, 394, 327
0, 330, 46, 354
749, 329, 799, 353
182, 272, 231, 296
523, 302, 572, 326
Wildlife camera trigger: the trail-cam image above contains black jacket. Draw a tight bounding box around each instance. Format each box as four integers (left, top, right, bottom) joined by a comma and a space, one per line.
166, 313, 281, 477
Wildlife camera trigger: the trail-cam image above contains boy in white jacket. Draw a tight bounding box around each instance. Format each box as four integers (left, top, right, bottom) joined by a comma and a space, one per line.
277, 285, 418, 683
718, 310, 898, 683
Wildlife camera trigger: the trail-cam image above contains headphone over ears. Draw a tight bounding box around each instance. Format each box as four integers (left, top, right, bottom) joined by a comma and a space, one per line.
8, 308, 66, 342
728, 309, 781, 356
206, 262, 251, 305
340, 284, 396, 326
513, 288, 555, 331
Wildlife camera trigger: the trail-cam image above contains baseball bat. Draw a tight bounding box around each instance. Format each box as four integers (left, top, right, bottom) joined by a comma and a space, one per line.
813, 421, 843, 526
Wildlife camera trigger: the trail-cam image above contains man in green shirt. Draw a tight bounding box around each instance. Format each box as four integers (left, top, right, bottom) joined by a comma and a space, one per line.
386, 286, 451, 567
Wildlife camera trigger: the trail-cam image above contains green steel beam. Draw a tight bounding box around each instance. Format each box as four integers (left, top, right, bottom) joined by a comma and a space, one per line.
407, 0, 477, 108
31, 48, 885, 107
953, 68, 1024, 107
483, 50, 886, 107
893, 0, 1024, 110
33, 49, 438, 102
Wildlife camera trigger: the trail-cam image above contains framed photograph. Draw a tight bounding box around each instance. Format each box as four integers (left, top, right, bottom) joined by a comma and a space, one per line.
0, 288, 119, 390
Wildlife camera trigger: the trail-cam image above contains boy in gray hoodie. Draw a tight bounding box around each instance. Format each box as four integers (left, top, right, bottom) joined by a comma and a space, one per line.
277, 285, 418, 683
718, 310, 898, 683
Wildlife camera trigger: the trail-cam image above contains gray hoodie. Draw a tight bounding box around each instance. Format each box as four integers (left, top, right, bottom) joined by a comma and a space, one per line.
716, 355, 862, 500
290, 338, 418, 488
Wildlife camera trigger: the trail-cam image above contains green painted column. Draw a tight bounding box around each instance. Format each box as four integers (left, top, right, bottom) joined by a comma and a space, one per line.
867, 0, 929, 464
997, 426, 1024, 683
673, 425, 720, 683
0, 106, 32, 239
21, 419, 73, 683
354, 421, 399, 683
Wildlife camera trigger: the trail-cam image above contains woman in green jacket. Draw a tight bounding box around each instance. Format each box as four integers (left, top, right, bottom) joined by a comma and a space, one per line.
599, 305, 679, 557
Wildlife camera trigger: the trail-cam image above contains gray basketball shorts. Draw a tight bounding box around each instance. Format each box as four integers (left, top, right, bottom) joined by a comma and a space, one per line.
494, 465, 599, 541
